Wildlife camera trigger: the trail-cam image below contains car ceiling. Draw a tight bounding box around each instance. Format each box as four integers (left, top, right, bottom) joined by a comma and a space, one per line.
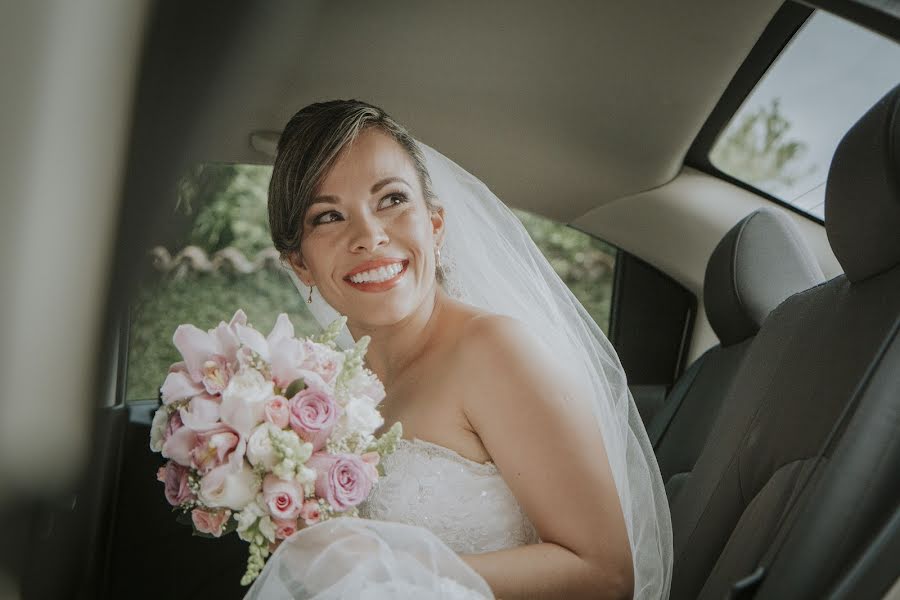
174, 0, 785, 223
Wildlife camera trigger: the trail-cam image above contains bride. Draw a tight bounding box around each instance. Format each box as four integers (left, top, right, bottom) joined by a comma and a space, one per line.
248, 100, 672, 599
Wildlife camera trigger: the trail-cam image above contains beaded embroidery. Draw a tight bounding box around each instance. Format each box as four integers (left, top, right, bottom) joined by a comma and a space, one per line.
359, 438, 539, 554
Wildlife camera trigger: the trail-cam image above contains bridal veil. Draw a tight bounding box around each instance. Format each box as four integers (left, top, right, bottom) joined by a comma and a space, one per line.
251, 142, 673, 599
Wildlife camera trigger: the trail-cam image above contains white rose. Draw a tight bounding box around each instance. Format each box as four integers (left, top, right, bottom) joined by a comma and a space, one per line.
344, 370, 385, 405
149, 406, 169, 452
246, 423, 278, 470
343, 398, 384, 436
199, 463, 260, 511
220, 367, 274, 436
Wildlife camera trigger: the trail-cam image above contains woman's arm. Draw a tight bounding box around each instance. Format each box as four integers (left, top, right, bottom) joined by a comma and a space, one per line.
457, 315, 634, 600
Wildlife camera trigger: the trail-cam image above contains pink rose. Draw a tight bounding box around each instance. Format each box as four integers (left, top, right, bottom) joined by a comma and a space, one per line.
261, 474, 304, 520
191, 426, 242, 474
289, 389, 339, 451
299, 499, 322, 526
306, 452, 376, 512
272, 517, 300, 540
160, 461, 194, 506
299, 342, 345, 385
264, 396, 290, 429
191, 508, 231, 537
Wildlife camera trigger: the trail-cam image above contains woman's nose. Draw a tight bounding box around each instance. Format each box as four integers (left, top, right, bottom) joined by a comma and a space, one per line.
347, 213, 389, 253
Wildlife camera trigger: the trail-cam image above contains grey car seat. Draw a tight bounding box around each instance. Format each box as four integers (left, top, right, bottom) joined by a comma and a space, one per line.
647, 207, 825, 506
669, 83, 900, 599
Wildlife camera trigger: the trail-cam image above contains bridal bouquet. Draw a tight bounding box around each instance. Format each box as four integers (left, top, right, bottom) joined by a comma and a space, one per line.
149, 310, 402, 585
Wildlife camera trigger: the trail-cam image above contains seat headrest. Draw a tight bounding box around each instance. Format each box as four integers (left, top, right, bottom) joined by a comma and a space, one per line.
704, 208, 825, 347
826, 83, 900, 283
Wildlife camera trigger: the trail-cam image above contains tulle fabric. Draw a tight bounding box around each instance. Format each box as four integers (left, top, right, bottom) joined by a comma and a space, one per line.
244, 519, 492, 599
277, 142, 673, 598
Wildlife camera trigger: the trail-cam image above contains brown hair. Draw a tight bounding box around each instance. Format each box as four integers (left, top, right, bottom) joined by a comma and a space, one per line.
268, 100, 439, 265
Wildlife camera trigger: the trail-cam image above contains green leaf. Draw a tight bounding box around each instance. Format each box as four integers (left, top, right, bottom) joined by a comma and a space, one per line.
284, 378, 307, 399
174, 509, 193, 527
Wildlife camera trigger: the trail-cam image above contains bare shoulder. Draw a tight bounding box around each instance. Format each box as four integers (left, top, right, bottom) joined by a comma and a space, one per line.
457, 313, 564, 373
454, 313, 580, 413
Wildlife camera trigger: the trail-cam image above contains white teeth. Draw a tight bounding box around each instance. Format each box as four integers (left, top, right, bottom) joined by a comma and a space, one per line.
349, 262, 403, 284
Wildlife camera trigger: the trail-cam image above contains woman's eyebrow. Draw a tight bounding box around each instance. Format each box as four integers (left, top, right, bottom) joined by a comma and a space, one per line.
370, 176, 410, 194
309, 195, 339, 206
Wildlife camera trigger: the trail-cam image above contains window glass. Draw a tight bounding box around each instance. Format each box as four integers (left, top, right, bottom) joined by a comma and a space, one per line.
125, 164, 321, 402
710, 11, 900, 219
125, 165, 618, 400
512, 209, 617, 334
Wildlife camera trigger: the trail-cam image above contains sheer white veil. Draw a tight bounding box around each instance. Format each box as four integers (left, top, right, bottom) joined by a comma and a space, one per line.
267, 141, 672, 599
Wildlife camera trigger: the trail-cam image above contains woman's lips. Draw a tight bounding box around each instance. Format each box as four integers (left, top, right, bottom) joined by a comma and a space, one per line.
344, 260, 409, 293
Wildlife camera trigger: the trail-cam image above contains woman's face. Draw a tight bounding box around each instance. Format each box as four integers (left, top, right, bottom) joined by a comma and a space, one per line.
291, 128, 445, 328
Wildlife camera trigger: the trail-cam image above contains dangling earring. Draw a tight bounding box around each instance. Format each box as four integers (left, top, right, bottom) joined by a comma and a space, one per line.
307, 285, 314, 304
435, 247, 444, 280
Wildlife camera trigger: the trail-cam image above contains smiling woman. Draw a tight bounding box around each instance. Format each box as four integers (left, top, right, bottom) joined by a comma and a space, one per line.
245, 99, 670, 599
283, 127, 446, 335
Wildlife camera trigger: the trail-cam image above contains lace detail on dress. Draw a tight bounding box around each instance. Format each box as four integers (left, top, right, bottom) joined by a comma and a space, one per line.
359, 438, 540, 554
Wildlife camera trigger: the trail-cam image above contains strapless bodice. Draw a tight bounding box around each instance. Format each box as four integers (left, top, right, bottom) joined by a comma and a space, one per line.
359, 438, 540, 554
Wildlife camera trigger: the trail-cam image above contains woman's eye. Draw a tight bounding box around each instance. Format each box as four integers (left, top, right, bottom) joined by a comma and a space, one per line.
311, 211, 342, 226
379, 193, 408, 209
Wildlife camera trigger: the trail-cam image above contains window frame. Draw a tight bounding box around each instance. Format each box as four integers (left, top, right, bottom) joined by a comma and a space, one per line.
685, 0, 900, 225
685, 2, 819, 221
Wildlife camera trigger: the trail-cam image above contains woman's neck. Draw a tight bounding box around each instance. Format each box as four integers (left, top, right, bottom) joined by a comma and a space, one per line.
347, 287, 450, 389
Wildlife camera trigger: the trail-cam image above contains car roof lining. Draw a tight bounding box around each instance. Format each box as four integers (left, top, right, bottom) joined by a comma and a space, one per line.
167, 0, 787, 222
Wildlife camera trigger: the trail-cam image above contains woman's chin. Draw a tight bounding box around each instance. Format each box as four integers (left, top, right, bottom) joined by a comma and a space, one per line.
342, 294, 430, 332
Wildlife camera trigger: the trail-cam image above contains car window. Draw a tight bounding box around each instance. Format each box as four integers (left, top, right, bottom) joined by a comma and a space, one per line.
710, 10, 900, 219
125, 165, 617, 401
512, 209, 617, 334
125, 164, 322, 402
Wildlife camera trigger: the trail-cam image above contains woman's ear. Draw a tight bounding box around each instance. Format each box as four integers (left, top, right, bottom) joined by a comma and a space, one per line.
431, 205, 446, 249
287, 251, 314, 287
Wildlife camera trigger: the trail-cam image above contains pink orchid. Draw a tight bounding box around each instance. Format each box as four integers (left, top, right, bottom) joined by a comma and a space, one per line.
178, 394, 222, 431
160, 363, 204, 405
169, 310, 247, 397
191, 425, 244, 475
161, 412, 198, 467
235, 314, 311, 388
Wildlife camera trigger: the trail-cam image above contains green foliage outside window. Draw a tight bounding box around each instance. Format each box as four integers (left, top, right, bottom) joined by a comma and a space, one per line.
710, 98, 815, 195
512, 209, 616, 332
126, 164, 617, 401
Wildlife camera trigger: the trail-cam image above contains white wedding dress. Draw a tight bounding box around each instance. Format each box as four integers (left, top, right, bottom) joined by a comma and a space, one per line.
246, 438, 540, 599
359, 438, 540, 553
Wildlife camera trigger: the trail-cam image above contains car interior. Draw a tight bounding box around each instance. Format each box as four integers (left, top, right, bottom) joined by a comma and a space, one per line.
1, 1, 898, 599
